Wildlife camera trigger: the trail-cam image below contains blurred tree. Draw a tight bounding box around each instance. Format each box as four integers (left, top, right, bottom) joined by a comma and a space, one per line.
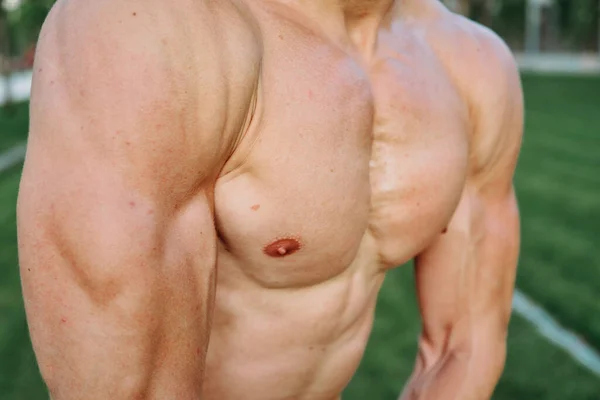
493, 0, 527, 49
445, 0, 472, 14
0, 2, 13, 106
2, 0, 600, 68
460, 0, 472, 14
562, 0, 599, 50
17, 0, 53, 45
487, 0, 598, 52
0, 0, 55, 70
475, 0, 497, 26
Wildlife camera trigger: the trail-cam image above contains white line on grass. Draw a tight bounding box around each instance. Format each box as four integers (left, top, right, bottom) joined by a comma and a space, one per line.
1, 140, 600, 377
513, 290, 600, 376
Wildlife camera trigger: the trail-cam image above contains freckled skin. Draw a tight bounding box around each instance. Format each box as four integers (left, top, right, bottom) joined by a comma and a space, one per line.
18, 1, 522, 400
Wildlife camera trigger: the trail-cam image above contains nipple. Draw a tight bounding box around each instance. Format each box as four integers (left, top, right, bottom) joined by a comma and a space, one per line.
264, 238, 302, 258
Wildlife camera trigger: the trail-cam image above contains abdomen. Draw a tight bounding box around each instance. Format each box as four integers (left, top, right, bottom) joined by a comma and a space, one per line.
203, 256, 383, 400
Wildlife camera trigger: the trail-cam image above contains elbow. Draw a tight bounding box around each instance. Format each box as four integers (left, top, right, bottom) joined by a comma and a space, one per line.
416, 328, 508, 388
452, 333, 508, 391
407, 338, 506, 400
450, 321, 508, 370
418, 332, 506, 367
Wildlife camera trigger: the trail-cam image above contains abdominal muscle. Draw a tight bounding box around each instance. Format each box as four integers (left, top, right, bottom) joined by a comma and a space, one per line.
202, 241, 387, 400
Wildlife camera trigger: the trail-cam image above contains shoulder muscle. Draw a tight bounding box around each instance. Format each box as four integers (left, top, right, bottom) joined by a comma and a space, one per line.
430, 12, 524, 195
27, 0, 261, 203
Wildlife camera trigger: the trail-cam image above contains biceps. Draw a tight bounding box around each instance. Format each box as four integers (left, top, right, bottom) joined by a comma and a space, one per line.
414, 189, 520, 341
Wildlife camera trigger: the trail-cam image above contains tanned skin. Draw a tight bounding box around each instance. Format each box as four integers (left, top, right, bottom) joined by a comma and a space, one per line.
17, 0, 522, 399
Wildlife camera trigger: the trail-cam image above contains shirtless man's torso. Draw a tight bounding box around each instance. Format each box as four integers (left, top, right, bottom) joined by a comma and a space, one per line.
17, 0, 523, 399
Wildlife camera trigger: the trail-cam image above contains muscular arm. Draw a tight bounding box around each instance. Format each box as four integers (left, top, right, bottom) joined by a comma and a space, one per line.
401, 30, 524, 400
17, 1, 257, 398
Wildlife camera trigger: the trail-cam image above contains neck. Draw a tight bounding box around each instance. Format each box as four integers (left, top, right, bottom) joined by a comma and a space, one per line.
280, 0, 397, 52
346, 0, 398, 18
294, 0, 396, 21
342, 0, 396, 53
328, 0, 396, 18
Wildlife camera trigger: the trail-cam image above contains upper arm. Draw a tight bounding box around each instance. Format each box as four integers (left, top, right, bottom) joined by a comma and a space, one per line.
19, 0, 231, 301
414, 21, 523, 353
17, 0, 260, 396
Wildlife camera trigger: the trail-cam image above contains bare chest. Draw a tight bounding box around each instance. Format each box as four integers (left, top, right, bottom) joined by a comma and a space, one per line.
214, 20, 469, 288
367, 33, 470, 266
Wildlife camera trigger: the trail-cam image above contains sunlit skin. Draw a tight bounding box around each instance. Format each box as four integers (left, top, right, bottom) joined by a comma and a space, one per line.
17, 0, 523, 399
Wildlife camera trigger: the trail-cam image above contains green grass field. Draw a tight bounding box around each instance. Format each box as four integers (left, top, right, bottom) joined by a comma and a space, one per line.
0, 74, 599, 399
